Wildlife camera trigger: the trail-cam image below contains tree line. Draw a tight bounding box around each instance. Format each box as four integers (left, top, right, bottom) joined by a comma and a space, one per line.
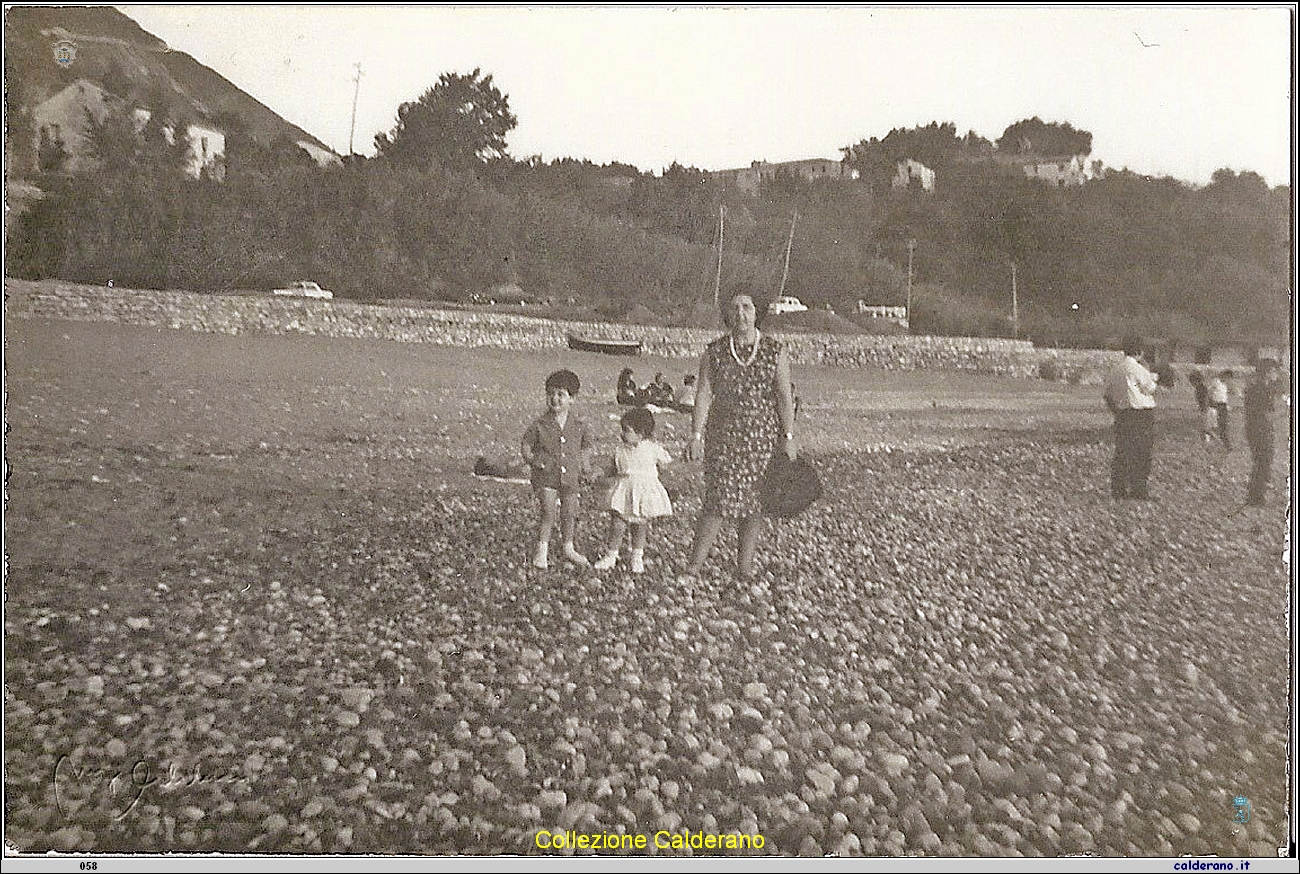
7, 69, 1289, 347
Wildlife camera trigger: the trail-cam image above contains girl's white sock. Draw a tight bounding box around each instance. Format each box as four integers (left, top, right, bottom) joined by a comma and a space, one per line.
532, 541, 549, 568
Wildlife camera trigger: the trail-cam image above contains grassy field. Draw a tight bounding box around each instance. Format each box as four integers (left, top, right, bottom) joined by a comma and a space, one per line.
4, 316, 1292, 857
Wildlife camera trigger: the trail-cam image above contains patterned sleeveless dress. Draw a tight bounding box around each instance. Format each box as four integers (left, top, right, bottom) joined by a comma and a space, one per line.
703, 333, 782, 518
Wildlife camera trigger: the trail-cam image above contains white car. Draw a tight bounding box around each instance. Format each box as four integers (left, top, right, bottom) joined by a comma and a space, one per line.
273, 280, 333, 300
768, 295, 809, 315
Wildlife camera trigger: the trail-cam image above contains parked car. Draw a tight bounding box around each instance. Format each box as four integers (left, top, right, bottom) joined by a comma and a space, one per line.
768, 295, 809, 315
273, 280, 333, 300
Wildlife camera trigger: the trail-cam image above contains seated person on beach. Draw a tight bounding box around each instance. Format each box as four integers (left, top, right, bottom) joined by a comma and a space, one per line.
646, 372, 675, 407
616, 368, 641, 406
675, 374, 697, 412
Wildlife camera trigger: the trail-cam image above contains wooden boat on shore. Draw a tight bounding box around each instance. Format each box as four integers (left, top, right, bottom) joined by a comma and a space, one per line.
567, 334, 642, 356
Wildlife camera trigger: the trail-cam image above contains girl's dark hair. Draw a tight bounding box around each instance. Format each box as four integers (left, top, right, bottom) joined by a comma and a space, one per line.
545, 369, 581, 395
621, 407, 655, 438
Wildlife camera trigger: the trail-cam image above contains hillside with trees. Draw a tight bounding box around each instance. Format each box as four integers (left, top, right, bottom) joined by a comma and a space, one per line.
5, 8, 1290, 349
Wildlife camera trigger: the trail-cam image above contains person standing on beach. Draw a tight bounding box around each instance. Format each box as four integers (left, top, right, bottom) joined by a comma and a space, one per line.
521, 369, 592, 570
680, 293, 798, 582
1206, 369, 1233, 449
1243, 359, 1281, 507
1104, 336, 1159, 500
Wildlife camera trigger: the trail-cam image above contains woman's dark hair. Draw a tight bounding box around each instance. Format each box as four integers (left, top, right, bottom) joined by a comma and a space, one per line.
621, 407, 655, 438
545, 369, 581, 395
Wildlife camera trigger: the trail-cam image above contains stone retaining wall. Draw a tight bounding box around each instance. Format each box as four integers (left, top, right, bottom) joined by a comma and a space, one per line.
6, 280, 1113, 382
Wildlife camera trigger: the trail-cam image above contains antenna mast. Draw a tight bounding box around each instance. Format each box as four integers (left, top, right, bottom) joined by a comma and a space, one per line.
778, 210, 798, 298
713, 204, 726, 311
348, 63, 363, 156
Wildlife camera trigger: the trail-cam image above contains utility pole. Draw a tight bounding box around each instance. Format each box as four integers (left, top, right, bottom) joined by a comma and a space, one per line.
1011, 259, 1019, 338
348, 63, 363, 156
906, 238, 916, 326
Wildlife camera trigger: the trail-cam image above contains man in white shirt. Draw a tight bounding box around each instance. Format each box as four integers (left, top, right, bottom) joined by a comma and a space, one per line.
1103, 336, 1159, 499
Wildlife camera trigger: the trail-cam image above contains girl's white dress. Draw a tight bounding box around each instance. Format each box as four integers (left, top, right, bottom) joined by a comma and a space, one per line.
608, 441, 673, 522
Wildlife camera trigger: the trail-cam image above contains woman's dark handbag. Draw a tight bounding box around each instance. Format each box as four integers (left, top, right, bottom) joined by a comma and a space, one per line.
760, 453, 823, 518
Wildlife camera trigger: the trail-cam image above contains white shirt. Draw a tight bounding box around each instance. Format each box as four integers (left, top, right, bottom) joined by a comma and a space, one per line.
1104, 355, 1158, 411
1207, 378, 1229, 406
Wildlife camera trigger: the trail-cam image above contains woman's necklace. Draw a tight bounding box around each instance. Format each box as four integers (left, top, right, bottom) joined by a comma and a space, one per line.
729, 329, 761, 367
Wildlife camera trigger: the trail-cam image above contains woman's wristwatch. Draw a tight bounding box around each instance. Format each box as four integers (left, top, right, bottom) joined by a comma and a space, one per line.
783, 431, 794, 442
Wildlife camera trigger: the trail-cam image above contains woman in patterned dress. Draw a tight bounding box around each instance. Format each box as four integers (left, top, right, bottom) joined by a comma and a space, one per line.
681, 293, 798, 581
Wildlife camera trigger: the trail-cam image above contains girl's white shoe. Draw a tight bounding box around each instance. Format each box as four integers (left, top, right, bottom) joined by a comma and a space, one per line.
593, 551, 618, 571
630, 549, 645, 574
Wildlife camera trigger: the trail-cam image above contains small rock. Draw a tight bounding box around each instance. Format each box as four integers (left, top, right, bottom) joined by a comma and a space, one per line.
341, 687, 374, 711
799, 835, 823, 856
472, 774, 500, 801
50, 827, 82, 852
538, 789, 567, 810
504, 744, 527, 776
262, 813, 289, 834
833, 833, 861, 855
805, 768, 836, 796
881, 752, 909, 778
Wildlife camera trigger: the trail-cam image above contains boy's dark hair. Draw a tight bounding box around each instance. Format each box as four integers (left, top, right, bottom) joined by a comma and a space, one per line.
545, 369, 581, 395
621, 407, 655, 438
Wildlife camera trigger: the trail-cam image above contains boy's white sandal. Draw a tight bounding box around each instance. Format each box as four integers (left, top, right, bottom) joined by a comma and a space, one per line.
562, 545, 591, 567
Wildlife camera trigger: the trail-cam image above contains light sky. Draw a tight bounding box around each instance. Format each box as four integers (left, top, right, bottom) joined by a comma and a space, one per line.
115, 4, 1294, 187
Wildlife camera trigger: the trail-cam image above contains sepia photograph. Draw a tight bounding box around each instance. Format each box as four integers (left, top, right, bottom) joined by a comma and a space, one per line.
3, 3, 1295, 869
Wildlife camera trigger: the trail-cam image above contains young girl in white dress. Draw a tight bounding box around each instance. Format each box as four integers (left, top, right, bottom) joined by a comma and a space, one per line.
593, 407, 673, 573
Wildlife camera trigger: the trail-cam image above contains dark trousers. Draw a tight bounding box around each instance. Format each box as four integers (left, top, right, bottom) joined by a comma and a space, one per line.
1247, 432, 1273, 504
1112, 408, 1154, 498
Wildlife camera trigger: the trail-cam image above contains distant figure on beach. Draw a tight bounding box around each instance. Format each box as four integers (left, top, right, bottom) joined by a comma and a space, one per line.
1188, 370, 1213, 444
675, 374, 697, 412
1243, 359, 1281, 507
646, 372, 675, 408
1103, 335, 1159, 500
616, 368, 641, 406
1206, 369, 1232, 449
